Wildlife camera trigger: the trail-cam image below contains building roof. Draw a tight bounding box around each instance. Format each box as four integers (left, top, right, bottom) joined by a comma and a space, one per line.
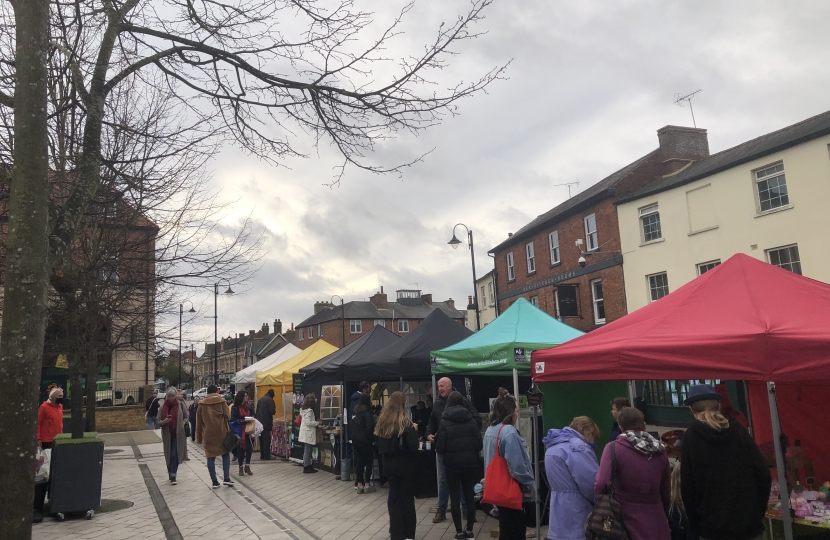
297, 300, 463, 328
489, 151, 658, 253
618, 109, 830, 204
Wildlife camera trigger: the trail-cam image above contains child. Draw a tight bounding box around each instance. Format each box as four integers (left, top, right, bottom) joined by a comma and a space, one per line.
669, 463, 697, 540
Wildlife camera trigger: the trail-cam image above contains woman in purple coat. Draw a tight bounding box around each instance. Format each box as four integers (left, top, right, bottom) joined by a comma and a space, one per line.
595, 407, 671, 540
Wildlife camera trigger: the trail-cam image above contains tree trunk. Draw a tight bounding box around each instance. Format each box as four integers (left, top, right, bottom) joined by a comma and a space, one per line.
0, 0, 51, 535
69, 370, 85, 438
85, 371, 97, 432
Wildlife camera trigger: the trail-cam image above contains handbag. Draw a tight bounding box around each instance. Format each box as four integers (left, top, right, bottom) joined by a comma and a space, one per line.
184, 421, 191, 438
294, 413, 303, 427
585, 442, 628, 540
245, 420, 255, 435
222, 430, 241, 453
481, 424, 524, 510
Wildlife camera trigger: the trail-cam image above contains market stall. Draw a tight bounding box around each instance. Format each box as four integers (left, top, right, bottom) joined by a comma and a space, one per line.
431, 297, 585, 538
234, 343, 301, 386
532, 253, 830, 540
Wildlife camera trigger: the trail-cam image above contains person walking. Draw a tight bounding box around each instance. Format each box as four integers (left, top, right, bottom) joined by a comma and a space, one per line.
37, 387, 64, 450
231, 390, 254, 476
145, 389, 161, 430
484, 389, 535, 540
352, 392, 376, 493
426, 376, 482, 524
188, 397, 200, 442
595, 406, 671, 540
435, 391, 483, 539
376, 392, 420, 540
609, 397, 630, 442
196, 385, 235, 488
543, 416, 600, 540
158, 387, 188, 485
255, 389, 277, 460
680, 384, 770, 540
299, 393, 320, 473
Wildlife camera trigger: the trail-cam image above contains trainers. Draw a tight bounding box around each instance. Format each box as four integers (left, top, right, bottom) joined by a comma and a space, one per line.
356, 486, 364, 494
170, 478, 177, 485
212, 481, 221, 489
364, 486, 376, 493
223, 478, 235, 486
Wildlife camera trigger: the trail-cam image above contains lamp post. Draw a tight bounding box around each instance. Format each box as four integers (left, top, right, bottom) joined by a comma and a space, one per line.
179, 301, 196, 387
212, 280, 235, 385
330, 295, 345, 348
448, 223, 480, 330
330, 294, 348, 480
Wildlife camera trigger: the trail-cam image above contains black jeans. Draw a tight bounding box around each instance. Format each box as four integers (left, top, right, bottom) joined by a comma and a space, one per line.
497, 505, 526, 540
259, 428, 272, 459
353, 444, 373, 485
237, 437, 253, 465
447, 467, 478, 533
384, 453, 418, 540
189, 420, 196, 441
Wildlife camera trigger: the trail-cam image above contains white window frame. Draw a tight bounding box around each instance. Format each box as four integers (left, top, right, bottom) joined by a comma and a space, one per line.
308, 326, 314, 339
397, 319, 409, 333
639, 204, 662, 243
696, 260, 721, 276
765, 244, 802, 274
374, 319, 385, 327
299, 328, 304, 341
488, 282, 494, 305
647, 272, 670, 303
548, 230, 560, 265
530, 296, 539, 307
526, 242, 536, 273
350, 320, 362, 334
584, 214, 598, 251
754, 162, 789, 213
318, 324, 323, 336
591, 279, 606, 325
480, 286, 486, 308
506, 252, 515, 281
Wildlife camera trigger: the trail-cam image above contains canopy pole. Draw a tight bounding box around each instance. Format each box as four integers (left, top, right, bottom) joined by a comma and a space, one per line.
283, 383, 288, 460
432, 374, 439, 496
513, 369, 519, 398
768, 381, 793, 540
341, 379, 348, 481
532, 404, 541, 540
627, 380, 635, 405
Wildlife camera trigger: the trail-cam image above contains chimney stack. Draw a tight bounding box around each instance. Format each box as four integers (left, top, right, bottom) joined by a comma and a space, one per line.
370, 288, 388, 309
466, 295, 476, 310
314, 301, 334, 314
657, 125, 709, 174
249, 330, 255, 336
421, 293, 433, 305
274, 319, 282, 335
446, 298, 455, 309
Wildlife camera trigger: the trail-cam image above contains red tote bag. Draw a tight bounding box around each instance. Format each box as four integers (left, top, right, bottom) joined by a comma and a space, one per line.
481, 424, 524, 510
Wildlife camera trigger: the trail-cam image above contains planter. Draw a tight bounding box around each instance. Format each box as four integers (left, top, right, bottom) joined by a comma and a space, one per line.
49, 432, 104, 519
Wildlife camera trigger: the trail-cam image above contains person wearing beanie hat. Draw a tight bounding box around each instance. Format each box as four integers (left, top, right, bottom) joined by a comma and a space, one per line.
255, 388, 277, 460
680, 384, 771, 540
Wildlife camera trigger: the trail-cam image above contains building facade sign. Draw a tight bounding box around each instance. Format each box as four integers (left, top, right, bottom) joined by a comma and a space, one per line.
496, 256, 622, 301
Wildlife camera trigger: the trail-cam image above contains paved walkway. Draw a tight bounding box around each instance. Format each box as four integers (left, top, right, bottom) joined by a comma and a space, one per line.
32, 431, 532, 540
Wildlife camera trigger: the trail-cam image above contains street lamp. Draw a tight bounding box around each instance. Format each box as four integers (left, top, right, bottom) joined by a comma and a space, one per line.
448, 223, 480, 330
212, 280, 234, 385
179, 301, 196, 387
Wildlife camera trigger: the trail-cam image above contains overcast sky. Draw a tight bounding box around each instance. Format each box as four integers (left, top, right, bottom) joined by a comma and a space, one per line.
171, 0, 830, 354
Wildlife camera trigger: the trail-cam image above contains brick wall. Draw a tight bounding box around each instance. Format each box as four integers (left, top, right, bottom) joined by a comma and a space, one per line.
294, 316, 465, 349
84, 405, 148, 433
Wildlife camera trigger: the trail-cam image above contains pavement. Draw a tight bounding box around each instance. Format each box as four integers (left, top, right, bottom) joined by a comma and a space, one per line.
32, 430, 541, 540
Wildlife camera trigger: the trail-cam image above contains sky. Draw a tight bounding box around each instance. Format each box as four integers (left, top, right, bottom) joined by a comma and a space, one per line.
170, 0, 830, 354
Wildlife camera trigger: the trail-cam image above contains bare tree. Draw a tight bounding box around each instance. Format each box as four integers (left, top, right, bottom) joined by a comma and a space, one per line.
0, 0, 504, 534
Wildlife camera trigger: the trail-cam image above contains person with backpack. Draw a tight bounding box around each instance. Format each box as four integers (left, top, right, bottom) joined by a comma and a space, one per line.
352, 392, 376, 493
435, 391, 483, 539
544, 416, 600, 540
375, 392, 421, 540
594, 407, 671, 540
483, 389, 535, 540
680, 384, 770, 540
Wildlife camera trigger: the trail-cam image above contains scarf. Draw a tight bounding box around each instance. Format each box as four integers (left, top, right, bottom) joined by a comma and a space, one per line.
161, 399, 180, 433
622, 430, 663, 459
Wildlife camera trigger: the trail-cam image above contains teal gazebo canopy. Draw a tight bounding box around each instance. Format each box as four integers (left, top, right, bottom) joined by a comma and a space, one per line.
431, 298, 583, 376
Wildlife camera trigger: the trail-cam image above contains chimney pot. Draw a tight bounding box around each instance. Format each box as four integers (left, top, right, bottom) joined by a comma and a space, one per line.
508, 232, 513, 237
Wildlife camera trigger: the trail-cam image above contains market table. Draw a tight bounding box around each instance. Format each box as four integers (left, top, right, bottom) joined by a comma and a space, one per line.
766, 511, 830, 540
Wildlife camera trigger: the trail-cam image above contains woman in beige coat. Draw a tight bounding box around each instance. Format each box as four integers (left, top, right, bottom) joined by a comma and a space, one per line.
158, 387, 188, 485
196, 385, 234, 488
298, 393, 319, 473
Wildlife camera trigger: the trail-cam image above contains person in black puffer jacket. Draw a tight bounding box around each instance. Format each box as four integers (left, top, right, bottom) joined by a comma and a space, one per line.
352, 392, 376, 493
435, 391, 483, 539
680, 385, 771, 540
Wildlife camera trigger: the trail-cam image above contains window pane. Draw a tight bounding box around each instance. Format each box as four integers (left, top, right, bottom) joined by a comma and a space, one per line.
756, 168, 789, 211
642, 213, 662, 242
767, 245, 801, 275
648, 273, 669, 301
556, 286, 579, 317
549, 231, 560, 264
592, 280, 605, 323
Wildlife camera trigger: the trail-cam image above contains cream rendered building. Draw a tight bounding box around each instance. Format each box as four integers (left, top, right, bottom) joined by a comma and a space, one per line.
617, 111, 830, 312
466, 270, 498, 331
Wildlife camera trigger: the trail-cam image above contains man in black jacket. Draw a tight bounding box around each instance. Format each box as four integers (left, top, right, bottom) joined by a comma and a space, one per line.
425, 377, 481, 523
255, 389, 277, 460
145, 390, 161, 430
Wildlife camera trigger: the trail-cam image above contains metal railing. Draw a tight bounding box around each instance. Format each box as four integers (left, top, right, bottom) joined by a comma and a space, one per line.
644, 379, 720, 407
93, 387, 143, 407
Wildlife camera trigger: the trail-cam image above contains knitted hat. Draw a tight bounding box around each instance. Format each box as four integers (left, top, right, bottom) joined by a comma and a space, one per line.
683, 384, 722, 406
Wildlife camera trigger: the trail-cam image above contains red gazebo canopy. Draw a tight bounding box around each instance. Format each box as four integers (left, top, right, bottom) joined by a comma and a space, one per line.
533, 253, 830, 383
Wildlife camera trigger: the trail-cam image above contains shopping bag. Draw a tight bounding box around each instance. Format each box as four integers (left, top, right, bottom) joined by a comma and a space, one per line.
585, 442, 628, 540
481, 425, 524, 510
253, 419, 264, 438
245, 420, 255, 435
294, 413, 302, 427
229, 419, 244, 437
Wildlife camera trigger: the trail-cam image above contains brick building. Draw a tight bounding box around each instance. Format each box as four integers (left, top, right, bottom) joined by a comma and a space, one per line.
488, 126, 710, 332
294, 287, 465, 349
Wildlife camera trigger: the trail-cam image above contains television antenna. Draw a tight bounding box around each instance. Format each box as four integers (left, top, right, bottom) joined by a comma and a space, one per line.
674, 89, 702, 127
553, 179, 580, 199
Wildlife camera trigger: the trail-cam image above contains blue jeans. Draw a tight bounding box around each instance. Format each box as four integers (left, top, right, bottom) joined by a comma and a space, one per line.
147, 417, 157, 430
436, 453, 466, 512
207, 453, 231, 483
168, 440, 179, 479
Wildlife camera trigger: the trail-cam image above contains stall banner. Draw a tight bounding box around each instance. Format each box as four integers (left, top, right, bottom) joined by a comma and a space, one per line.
290, 373, 305, 461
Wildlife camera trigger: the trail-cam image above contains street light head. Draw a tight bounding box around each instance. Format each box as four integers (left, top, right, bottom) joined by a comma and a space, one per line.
224, 286, 235, 295
448, 233, 462, 250
188, 306, 196, 313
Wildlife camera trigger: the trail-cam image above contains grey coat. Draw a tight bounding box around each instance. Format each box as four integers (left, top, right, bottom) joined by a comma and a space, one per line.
158, 399, 188, 468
